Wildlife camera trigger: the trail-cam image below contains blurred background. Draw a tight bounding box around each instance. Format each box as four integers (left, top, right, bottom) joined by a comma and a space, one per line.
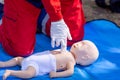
82, 0, 120, 26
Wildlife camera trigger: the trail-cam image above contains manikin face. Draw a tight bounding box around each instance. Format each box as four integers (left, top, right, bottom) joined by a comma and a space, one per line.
70, 40, 99, 66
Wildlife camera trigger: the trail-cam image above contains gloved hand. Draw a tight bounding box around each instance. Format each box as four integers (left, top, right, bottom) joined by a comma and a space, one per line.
51, 19, 72, 52
0, 0, 4, 4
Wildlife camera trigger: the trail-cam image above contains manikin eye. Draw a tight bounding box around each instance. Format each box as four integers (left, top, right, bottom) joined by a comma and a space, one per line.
74, 43, 81, 48
73, 45, 76, 48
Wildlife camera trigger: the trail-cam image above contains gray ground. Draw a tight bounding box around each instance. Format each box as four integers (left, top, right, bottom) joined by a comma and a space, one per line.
83, 0, 120, 26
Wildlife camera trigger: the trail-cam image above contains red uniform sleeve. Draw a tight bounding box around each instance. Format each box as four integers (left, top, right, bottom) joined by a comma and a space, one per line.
41, 0, 63, 21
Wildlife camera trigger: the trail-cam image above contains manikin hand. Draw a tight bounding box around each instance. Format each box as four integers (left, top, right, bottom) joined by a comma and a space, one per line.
51, 19, 72, 52
49, 71, 56, 78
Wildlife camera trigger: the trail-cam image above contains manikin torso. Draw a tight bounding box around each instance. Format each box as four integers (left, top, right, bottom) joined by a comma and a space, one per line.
51, 50, 75, 71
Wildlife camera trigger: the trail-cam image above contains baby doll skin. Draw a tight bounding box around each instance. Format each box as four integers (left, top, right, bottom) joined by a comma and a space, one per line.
0, 40, 99, 80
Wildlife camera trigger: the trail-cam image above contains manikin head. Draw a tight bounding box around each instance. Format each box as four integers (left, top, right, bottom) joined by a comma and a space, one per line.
70, 40, 99, 66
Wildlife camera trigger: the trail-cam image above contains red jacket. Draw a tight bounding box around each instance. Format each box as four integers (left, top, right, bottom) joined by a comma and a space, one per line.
0, 0, 85, 56
42, 0, 85, 45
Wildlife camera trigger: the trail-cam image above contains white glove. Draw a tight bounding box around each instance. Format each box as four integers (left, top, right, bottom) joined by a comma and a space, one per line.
51, 19, 72, 52
0, 0, 4, 4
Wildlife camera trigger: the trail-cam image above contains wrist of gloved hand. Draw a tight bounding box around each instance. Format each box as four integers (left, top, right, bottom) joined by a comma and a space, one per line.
51, 19, 65, 25
0, 0, 4, 4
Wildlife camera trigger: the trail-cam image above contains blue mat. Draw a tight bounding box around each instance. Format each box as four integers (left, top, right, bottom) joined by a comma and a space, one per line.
0, 19, 120, 80
83, 19, 120, 80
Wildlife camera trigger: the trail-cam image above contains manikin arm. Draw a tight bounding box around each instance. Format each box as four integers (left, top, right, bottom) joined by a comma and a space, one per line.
49, 62, 74, 78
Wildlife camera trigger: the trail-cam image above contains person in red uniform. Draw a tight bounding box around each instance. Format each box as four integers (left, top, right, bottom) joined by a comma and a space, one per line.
0, 0, 85, 57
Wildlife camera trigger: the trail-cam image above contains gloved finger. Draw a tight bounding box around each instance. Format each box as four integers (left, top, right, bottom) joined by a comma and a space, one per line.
67, 28, 72, 40
51, 37, 55, 48
61, 39, 67, 52
56, 39, 61, 47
